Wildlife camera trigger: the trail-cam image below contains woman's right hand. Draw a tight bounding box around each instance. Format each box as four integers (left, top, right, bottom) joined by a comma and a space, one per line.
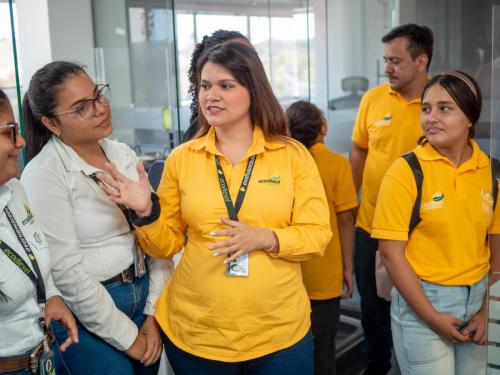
125, 333, 147, 361
97, 162, 153, 217
427, 311, 469, 344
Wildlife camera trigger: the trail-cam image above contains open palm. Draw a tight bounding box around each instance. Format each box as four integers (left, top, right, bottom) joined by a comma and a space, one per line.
97, 161, 152, 215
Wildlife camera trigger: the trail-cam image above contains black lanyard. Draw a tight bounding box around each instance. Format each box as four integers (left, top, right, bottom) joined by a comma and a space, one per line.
87, 172, 134, 231
215, 155, 256, 221
0, 207, 46, 305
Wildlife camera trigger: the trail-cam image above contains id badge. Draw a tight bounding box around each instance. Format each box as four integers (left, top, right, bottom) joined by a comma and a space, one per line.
39, 339, 55, 375
226, 253, 249, 277
134, 240, 147, 278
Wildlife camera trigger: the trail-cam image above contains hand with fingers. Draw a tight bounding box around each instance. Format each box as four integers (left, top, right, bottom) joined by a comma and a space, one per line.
343, 269, 354, 298
45, 295, 79, 352
209, 216, 278, 263
428, 311, 470, 344
96, 161, 153, 217
461, 306, 487, 345
137, 316, 163, 366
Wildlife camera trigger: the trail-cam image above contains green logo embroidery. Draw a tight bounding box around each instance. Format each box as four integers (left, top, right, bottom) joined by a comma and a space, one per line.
383, 114, 392, 121
22, 203, 35, 226
432, 193, 444, 202
258, 176, 280, 185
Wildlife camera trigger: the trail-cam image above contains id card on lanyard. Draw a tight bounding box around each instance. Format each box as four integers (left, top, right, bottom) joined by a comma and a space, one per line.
215, 154, 256, 277
1, 207, 55, 374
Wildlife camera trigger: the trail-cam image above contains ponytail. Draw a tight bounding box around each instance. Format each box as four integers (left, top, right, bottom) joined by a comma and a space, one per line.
23, 93, 52, 162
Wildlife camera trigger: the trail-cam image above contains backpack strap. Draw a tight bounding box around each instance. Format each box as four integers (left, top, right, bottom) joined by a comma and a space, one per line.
401, 152, 424, 235
491, 156, 500, 210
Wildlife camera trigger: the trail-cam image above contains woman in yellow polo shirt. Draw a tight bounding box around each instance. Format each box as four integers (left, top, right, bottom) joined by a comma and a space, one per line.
286, 100, 357, 375
372, 71, 499, 375
97, 42, 331, 374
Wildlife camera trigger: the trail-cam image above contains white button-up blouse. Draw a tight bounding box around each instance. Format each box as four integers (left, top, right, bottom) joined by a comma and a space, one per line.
0, 178, 60, 357
21, 136, 172, 351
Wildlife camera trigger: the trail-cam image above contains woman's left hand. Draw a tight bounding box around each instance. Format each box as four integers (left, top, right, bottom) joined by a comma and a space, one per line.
461, 306, 487, 345
45, 296, 79, 352
138, 315, 163, 366
209, 217, 277, 263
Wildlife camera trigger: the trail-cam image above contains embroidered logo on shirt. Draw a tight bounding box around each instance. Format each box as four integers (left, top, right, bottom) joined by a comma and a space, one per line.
33, 232, 44, 246
481, 188, 493, 213
258, 175, 281, 185
422, 191, 445, 210
21, 203, 35, 226
372, 113, 392, 127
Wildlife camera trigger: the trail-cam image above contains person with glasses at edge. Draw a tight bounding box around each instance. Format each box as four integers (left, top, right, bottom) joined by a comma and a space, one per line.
182, 29, 251, 142
20, 61, 173, 375
0, 88, 78, 374
97, 42, 331, 374
372, 72, 498, 374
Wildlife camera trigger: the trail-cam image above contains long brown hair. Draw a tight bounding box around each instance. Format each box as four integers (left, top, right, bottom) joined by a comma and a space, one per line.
195, 42, 289, 140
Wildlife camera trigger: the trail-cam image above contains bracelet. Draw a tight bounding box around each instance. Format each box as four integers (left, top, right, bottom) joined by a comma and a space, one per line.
266, 231, 278, 252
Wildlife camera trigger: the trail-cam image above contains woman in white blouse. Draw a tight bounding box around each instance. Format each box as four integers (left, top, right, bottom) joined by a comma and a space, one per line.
0, 88, 77, 374
20, 61, 172, 375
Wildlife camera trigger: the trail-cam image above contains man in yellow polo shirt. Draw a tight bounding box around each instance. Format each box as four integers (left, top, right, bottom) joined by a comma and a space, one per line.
349, 24, 434, 375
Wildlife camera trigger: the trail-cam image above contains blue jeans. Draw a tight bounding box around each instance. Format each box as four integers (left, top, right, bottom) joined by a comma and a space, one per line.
163, 330, 313, 375
0, 332, 69, 375
52, 274, 159, 375
354, 228, 392, 371
391, 277, 488, 375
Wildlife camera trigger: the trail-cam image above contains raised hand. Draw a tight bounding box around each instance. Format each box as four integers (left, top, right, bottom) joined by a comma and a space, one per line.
97, 162, 153, 216
208, 216, 278, 263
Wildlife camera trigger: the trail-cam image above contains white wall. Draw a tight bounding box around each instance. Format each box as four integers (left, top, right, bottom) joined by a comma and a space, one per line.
16, 0, 94, 88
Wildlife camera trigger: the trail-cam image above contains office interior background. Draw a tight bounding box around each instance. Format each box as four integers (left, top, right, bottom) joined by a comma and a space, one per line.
2, 0, 500, 372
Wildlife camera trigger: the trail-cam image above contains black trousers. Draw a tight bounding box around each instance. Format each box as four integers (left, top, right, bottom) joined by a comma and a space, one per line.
310, 297, 341, 375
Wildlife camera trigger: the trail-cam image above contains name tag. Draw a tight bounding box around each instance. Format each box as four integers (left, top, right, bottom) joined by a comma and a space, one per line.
226, 253, 249, 277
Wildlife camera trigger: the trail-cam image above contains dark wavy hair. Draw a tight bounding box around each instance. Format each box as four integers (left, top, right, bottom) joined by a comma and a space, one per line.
286, 101, 323, 149
22, 61, 86, 161
195, 42, 289, 140
420, 71, 482, 142
382, 24, 434, 70
183, 30, 249, 142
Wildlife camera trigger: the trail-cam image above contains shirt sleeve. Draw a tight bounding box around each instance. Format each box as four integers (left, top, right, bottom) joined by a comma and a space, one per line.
371, 158, 416, 241
135, 150, 187, 258
271, 145, 332, 261
332, 157, 358, 213
21, 167, 139, 352
351, 93, 370, 149
143, 257, 173, 316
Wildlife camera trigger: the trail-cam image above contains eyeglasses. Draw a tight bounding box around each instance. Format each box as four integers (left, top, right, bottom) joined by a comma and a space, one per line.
53, 84, 111, 120
0, 123, 18, 145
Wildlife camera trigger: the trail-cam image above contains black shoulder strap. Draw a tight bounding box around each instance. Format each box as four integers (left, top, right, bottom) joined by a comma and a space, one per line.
491, 156, 500, 210
401, 152, 424, 235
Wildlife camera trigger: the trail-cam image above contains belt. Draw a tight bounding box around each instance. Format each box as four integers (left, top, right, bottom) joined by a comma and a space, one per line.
0, 334, 55, 374
101, 264, 135, 286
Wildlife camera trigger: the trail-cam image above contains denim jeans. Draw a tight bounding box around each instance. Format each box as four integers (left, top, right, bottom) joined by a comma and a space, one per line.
391, 277, 488, 375
354, 228, 392, 371
163, 330, 313, 375
310, 297, 341, 375
52, 274, 159, 375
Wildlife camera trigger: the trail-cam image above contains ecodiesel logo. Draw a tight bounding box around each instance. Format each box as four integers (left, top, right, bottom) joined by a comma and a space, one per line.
422, 191, 445, 210
372, 113, 392, 127
22, 203, 35, 226
258, 175, 280, 185
481, 188, 493, 213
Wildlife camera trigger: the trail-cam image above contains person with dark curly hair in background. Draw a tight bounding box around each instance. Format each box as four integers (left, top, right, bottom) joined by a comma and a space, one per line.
182, 30, 251, 142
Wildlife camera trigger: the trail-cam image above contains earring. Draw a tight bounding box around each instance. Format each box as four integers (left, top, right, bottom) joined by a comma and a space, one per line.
54, 130, 61, 137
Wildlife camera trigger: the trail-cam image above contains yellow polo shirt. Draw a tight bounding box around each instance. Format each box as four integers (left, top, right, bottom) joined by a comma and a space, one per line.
372, 140, 500, 285
301, 143, 357, 300
352, 83, 423, 233
135, 126, 331, 362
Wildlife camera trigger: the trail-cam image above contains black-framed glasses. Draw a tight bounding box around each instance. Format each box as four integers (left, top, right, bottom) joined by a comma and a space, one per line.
0, 123, 18, 145
53, 84, 111, 120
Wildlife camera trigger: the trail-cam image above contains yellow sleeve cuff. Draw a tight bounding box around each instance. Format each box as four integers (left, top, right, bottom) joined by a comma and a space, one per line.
371, 228, 408, 241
